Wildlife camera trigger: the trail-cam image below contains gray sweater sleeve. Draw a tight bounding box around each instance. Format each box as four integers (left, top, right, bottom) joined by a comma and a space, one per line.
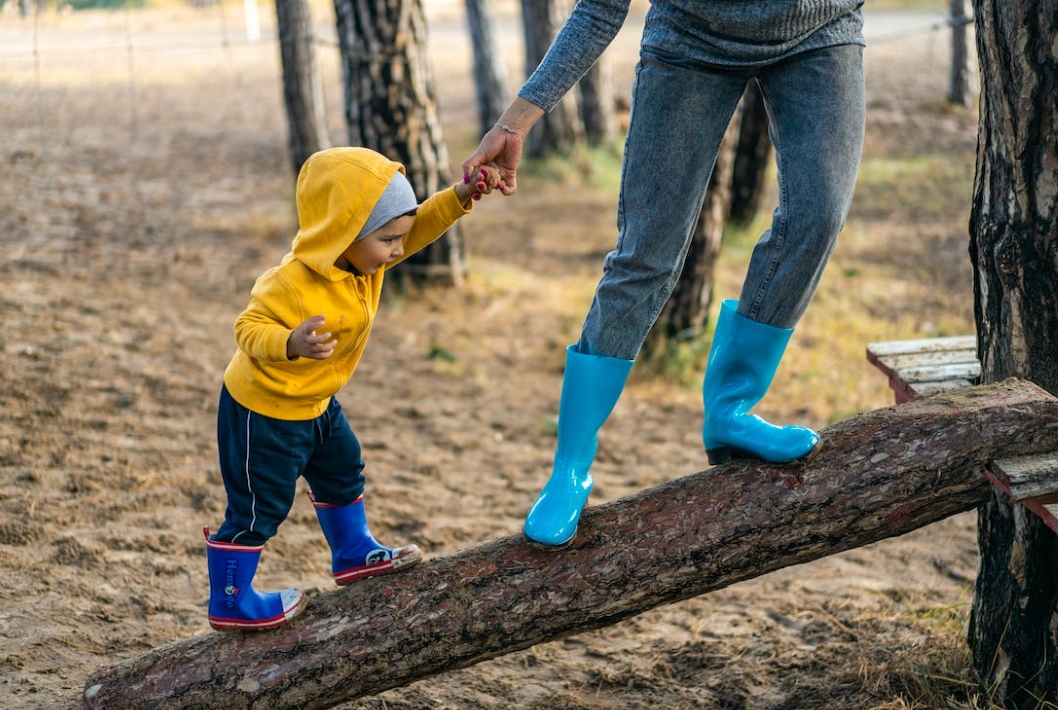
517, 0, 632, 113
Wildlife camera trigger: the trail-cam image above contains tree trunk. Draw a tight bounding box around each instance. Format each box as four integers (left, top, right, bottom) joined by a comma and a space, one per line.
275, 0, 329, 177
464, 0, 508, 137
948, 0, 971, 107
334, 0, 465, 286
579, 53, 618, 145
729, 81, 772, 227
646, 115, 737, 349
968, 2, 1058, 706
521, 0, 584, 157
83, 380, 1058, 710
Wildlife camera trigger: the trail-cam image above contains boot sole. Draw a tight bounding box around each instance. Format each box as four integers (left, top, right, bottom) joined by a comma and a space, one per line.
524, 534, 576, 550
208, 592, 306, 633
706, 441, 820, 466
523, 524, 578, 549
335, 545, 424, 585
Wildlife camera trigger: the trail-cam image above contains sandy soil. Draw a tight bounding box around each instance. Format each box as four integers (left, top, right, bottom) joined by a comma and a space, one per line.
0, 5, 988, 709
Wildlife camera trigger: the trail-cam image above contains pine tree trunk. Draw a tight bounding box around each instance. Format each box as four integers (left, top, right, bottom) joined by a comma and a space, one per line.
334, 0, 465, 285
579, 53, 618, 145
464, 0, 509, 136
728, 81, 772, 227
967, 1, 1058, 706
520, 0, 584, 157
275, 0, 329, 177
948, 0, 971, 106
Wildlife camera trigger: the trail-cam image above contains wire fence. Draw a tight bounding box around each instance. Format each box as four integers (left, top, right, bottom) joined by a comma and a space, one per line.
0, 2, 977, 261
0, 1, 976, 156
2, 4, 281, 142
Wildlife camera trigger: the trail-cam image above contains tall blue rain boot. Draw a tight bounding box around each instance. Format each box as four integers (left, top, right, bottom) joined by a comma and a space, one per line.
524, 344, 634, 547
702, 299, 819, 465
204, 527, 304, 632
310, 493, 423, 585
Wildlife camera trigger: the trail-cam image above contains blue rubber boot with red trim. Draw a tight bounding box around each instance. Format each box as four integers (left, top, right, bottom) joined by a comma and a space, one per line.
204, 527, 304, 632
310, 493, 424, 585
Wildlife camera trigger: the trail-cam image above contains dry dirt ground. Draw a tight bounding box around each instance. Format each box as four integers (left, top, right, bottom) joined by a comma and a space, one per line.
0, 5, 990, 709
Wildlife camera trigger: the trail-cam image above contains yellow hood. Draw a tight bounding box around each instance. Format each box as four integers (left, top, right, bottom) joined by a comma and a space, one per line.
290, 148, 409, 280
223, 148, 472, 421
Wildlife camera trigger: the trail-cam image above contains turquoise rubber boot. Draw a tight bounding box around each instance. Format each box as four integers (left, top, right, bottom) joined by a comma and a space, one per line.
310, 493, 423, 585
204, 527, 304, 632
702, 299, 819, 465
524, 344, 634, 546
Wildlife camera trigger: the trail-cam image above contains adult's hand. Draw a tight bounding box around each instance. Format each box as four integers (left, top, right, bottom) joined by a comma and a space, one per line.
461, 97, 545, 197
463, 125, 523, 196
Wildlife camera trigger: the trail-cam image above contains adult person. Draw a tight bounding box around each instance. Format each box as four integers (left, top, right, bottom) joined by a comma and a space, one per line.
463, 1, 866, 547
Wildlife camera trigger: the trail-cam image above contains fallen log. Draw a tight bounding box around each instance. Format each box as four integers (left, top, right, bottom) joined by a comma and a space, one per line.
83, 379, 1058, 710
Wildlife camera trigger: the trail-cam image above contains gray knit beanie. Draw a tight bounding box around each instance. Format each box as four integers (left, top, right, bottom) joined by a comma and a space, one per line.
356, 171, 419, 241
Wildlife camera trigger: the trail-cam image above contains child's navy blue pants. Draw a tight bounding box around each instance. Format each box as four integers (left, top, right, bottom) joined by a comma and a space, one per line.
213, 385, 366, 546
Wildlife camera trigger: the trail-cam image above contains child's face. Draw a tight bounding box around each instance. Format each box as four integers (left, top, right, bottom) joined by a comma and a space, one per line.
340, 214, 415, 275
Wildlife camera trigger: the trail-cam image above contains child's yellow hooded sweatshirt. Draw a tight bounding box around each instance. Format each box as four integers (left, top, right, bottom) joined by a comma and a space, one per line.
223, 148, 472, 420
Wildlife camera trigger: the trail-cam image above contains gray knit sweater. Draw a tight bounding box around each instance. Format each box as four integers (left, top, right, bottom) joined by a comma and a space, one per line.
520, 0, 865, 112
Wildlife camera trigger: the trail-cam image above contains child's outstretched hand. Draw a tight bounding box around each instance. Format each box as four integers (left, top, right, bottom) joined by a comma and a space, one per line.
456, 164, 503, 205
287, 315, 337, 360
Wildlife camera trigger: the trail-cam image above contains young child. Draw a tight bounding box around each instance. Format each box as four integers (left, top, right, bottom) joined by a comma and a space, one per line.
205, 147, 498, 632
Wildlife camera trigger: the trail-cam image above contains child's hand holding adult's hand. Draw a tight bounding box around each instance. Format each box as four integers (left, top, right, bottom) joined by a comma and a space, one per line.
287, 315, 336, 360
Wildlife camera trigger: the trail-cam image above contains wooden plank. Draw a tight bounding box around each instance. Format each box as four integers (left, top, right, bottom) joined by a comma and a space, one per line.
909, 378, 979, 399
1022, 501, 1058, 536
870, 351, 980, 373
899, 361, 981, 384
989, 453, 1058, 502
81, 380, 1058, 710
871, 342, 977, 361
985, 453, 1058, 536
1042, 505, 1058, 535
875, 349, 981, 372
866, 336, 979, 404
866, 335, 976, 358
866, 337, 976, 374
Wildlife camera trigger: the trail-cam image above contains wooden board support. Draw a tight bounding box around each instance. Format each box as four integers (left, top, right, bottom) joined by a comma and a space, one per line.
866, 335, 979, 403
866, 337, 1058, 536
986, 452, 1058, 535
82, 379, 1058, 710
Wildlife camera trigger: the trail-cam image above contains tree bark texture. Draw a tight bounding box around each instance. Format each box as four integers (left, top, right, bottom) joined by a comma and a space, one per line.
578, 53, 618, 145
521, 0, 584, 157
83, 380, 1058, 710
464, 0, 509, 136
968, 1, 1058, 705
333, 0, 465, 285
948, 0, 971, 106
728, 81, 772, 227
276, 0, 329, 177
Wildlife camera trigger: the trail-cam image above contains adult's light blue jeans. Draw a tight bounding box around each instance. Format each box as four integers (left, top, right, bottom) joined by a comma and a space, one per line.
577, 44, 865, 360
